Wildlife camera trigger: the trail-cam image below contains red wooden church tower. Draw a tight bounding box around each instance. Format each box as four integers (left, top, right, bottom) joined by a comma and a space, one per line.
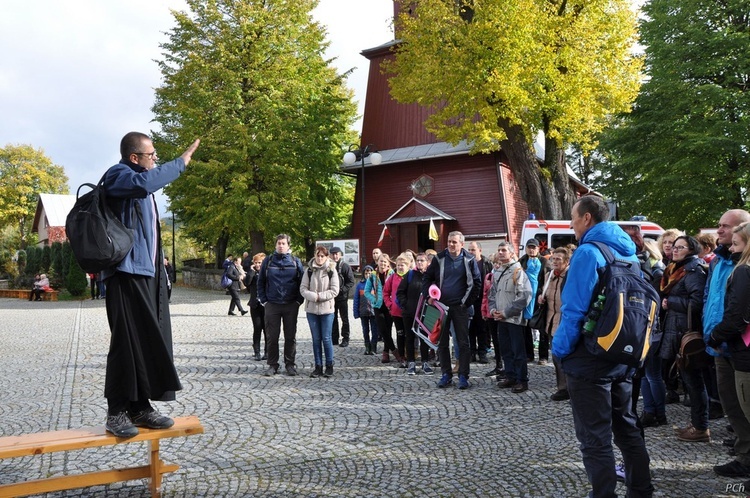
343, 2, 587, 265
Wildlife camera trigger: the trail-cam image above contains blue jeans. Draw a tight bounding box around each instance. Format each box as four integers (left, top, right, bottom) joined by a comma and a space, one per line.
308, 313, 334, 367
640, 354, 666, 416
497, 322, 527, 383
360, 316, 377, 346
567, 374, 653, 498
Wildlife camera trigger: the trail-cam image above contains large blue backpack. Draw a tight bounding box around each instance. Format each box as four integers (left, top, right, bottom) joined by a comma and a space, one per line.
583, 241, 661, 367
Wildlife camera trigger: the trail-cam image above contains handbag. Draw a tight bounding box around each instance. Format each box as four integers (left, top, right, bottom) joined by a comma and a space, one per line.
220, 273, 232, 289
529, 302, 547, 332
674, 303, 710, 371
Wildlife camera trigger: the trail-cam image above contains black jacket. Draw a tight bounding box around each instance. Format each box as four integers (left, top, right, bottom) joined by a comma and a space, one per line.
335, 260, 355, 301
397, 269, 426, 319
660, 256, 707, 360
710, 260, 750, 371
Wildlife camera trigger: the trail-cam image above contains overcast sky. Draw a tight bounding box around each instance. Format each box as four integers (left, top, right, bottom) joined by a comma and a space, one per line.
0, 0, 394, 213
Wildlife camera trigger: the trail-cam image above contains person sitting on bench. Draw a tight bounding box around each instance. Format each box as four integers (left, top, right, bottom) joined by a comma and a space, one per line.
29, 273, 50, 301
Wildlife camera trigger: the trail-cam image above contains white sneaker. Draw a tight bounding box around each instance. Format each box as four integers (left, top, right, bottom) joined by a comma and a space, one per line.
406, 362, 416, 375
422, 362, 434, 375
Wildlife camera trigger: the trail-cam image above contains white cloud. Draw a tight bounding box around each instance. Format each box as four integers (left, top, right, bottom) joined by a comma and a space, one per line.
0, 0, 392, 213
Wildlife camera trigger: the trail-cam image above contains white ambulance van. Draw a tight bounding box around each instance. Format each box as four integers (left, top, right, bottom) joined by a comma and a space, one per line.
520, 219, 664, 253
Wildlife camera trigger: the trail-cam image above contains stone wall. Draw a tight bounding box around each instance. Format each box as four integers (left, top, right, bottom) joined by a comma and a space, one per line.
181, 268, 226, 291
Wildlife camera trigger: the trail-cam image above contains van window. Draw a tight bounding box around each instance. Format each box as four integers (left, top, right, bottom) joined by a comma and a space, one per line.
550, 234, 577, 249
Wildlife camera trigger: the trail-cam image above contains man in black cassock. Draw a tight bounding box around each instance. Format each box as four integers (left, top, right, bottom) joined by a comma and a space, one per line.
101, 131, 199, 438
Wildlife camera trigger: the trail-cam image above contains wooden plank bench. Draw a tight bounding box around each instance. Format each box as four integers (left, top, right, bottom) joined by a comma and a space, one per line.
0, 289, 59, 301
0, 415, 204, 498
0, 289, 31, 299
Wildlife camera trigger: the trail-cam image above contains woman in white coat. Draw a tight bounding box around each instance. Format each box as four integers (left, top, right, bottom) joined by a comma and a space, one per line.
300, 246, 340, 377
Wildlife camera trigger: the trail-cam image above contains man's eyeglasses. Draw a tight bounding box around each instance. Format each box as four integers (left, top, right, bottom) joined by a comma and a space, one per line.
135, 150, 158, 158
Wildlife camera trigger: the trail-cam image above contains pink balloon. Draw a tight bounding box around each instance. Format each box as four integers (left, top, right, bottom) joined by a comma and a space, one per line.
429, 284, 441, 300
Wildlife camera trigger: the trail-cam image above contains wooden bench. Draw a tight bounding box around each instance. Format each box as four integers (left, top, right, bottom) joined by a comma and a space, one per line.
0, 415, 204, 498
0, 289, 59, 301
0, 289, 31, 299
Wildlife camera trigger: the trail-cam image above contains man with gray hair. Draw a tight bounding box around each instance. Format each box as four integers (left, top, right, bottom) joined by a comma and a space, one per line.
422, 231, 481, 389
488, 241, 533, 393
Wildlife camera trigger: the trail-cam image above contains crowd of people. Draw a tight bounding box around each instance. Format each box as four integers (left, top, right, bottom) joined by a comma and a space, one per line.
220, 202, 750, 497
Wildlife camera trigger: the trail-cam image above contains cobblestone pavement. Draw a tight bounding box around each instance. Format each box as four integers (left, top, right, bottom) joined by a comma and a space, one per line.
0, 286, 747, 497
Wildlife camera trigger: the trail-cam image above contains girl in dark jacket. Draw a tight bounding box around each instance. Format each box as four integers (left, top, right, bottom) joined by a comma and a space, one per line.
396, 252, 434, 375
708, 223, 750, 435
663, 236, 709, 441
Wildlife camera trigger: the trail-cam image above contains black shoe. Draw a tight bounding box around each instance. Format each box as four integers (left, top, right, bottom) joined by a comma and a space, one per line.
340, 339, 349, 348
641, 412, 667, 427
286, 365, 298, 376
511, 382, 528, 393
130, 409, 174, 429
709, 403, 725, 420
324, 365, 334, 377
228, 312, 236, 316
550, 390, 570, 401
484, 367, 500, 377
310, 366, 323, 378
263, 366, 278, 376
714, 460, 750, 477
724, 437, 737, 447
499, 379, 516, 389
665, 390, 680, 404
105, 412, 139, 438
253, 352, 262, 361
241, 310, 249, 316
477, 353, 489, 364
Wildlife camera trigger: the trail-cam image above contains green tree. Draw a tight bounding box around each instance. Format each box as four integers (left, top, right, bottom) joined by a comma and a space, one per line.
385, 0, 642, 218
152, 0, 358, 267
599, 0, 750, 231
41, 245, 51, 273
65, 251, 88, 296
51, 241, 64, 288
0, 144, 69, 248
25, 246, 40, 275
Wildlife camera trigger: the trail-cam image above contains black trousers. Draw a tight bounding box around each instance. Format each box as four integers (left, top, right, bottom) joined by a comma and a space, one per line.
265, 302, 299, 369
331, 298, 350, 343
228, 286, 245, 313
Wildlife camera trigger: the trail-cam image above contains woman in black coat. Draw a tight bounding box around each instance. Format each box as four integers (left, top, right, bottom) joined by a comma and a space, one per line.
663, 236, 708, 441
227, 257, 248, 316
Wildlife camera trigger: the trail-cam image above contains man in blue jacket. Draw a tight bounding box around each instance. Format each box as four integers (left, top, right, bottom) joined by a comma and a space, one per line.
703, 209, 750, 477
257, 234, 304, 377
102, 132, 199, 438
552, 196, 653, 498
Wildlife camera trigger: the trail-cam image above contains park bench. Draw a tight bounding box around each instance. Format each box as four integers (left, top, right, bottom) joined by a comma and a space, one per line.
0, 289, 59, 301
0, 415, 204, 498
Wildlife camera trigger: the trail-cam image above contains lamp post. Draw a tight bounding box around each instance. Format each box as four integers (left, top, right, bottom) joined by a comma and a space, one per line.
343, 144, 382, 266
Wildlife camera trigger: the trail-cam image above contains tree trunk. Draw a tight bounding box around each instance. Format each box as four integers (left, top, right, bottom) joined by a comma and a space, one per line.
250, 230, 265, 256
544, 134, 576, 219
498, 119, 575, 219
215, 232, 229, 268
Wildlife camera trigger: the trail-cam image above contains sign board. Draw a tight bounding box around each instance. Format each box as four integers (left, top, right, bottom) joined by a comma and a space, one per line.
316, 239, 361, 267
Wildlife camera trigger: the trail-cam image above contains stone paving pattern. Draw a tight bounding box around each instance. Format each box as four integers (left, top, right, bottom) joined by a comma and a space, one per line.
0, 286, 746, 497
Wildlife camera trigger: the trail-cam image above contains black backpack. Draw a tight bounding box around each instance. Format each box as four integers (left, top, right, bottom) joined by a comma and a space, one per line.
582, 241, 661, 367
65, 177, 134, 273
